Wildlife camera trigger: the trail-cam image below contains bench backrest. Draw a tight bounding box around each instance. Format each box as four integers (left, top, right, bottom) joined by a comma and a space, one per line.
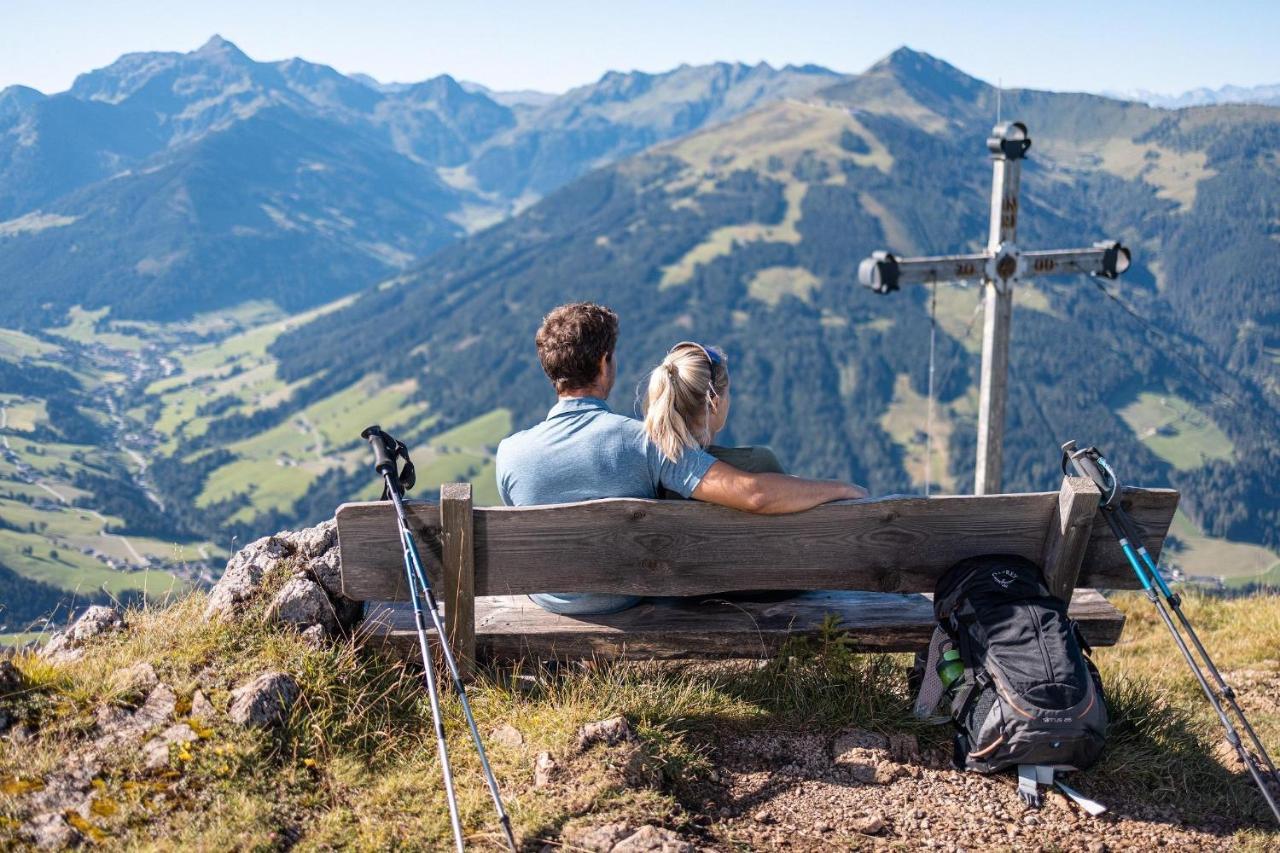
336, 476, 1178, 603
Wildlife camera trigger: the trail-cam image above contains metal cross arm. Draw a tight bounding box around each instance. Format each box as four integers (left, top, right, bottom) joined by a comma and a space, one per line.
854, 121, 1133, 495
858, 242, 1131, 294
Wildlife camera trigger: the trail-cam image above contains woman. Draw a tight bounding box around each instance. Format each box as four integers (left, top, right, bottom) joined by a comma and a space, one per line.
643, 341, 810, 601
642, 340, 785, 488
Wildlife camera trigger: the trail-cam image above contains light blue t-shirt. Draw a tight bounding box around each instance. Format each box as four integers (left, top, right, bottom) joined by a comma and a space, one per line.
496, 396, 716, 614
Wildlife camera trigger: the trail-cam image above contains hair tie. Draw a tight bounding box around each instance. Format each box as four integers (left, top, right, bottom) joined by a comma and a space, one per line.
665, 362, 679, 378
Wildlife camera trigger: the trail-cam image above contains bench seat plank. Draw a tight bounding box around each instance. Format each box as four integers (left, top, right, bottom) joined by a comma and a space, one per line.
361, 588, 1125, 660
337, 487, 1178, 601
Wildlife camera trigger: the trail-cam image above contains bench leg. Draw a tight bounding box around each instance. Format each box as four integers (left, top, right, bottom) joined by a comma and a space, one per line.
441, 482, 477, 678
1041, 475, 1101, 602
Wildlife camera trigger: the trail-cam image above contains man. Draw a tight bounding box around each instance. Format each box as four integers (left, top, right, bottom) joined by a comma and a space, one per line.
496, 302, 867, 615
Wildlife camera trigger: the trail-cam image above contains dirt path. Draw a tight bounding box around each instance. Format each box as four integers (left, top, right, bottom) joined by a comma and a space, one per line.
85, 508, 146, 565
691, 729, 1271, 851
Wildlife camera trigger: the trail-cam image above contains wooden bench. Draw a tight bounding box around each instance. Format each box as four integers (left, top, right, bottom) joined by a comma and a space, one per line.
335, 477, 1179, 672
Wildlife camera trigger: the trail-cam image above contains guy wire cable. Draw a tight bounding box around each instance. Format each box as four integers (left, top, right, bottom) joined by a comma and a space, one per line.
1088, 278, 1271, 434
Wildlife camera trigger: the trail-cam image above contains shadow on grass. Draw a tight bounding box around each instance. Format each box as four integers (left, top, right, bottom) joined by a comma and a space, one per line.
1083, 671, 1280, 830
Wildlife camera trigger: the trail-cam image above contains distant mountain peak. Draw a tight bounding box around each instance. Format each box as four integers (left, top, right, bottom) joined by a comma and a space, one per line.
194, 34, 247, 60
868, 46, 977, 86
819, 44, 986, 116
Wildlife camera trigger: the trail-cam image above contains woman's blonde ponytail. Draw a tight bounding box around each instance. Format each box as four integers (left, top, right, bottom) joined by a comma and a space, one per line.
642, 344, 729, 463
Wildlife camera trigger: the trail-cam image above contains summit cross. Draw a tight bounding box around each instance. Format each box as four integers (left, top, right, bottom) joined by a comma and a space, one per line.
858, 121, 1132, 495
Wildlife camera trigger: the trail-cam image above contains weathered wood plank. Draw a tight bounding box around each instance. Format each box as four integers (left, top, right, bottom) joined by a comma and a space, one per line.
440, 482, 476, 678
362, 589, 1125, 660
1041, 477, 1101, 601
339, 500, 444, 601
1080, 487, 1179, 585
337, 488, 1178, 601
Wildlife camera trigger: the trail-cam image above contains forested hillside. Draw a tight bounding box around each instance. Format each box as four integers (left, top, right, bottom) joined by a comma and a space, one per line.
262, 48, 1279, 546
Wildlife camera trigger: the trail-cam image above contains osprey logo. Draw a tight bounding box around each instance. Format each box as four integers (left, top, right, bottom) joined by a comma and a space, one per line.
991, 569, 1018, 588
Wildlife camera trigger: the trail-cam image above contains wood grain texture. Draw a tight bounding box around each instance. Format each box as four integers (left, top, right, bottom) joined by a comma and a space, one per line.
337, 486, 1178, 602
1041, 477, 1102, 602
1081, 487, 1179, 585
338, 500, 444, 602
440, 482, 475, 677
362, 589, 1126, 660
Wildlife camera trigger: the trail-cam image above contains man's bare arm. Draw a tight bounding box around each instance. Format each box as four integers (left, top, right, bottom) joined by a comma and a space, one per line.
692, 461, 868, 515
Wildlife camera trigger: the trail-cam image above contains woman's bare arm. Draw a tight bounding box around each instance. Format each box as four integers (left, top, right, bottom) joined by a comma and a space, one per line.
692, 461, 868, 514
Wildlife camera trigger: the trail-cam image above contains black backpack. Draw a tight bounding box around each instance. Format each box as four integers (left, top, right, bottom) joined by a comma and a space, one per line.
918, 555, 1109, 806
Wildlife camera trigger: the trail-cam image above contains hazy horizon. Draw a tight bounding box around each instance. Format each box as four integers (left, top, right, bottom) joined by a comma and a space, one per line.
2, 0, 1276, 100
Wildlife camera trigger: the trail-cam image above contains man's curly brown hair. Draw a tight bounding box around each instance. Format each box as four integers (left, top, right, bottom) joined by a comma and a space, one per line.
535, 302, 618, 394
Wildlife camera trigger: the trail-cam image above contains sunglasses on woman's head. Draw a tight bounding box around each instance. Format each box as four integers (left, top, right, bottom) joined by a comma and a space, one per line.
670, 341, 723, 367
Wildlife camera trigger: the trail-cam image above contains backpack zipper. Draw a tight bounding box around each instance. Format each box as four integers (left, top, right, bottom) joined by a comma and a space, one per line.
1024, 602, 1056, 683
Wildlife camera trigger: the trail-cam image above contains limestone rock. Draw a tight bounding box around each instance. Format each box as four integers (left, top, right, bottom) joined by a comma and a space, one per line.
851, 813, 886, 835
113, 661, 158, 699
490, 722, 524, 747
142, 723, 199, 769
135, 684, 178, 730
832, 727, 890, 759
205, 534, 294, 620
22, 763, 97, 822
534, 751, 557, 788
577, 715, 634, 751
266, 577, 339, 635
95, 683, 177, 750
190, 689, 216, 720
300, 623, 327, 648
228, 671, 298, 728
571, 824, 694, 853
307, 549, 342, 596
612, 825, 696, 853
67, 606, 125, 642
22, 812, 81, 849
572, 822, 632, 851
304, 549, 362, 628
833, 727, 902, 783
888, 732, 920, 764
41, 606, 125, 662
293, 518, 336, 559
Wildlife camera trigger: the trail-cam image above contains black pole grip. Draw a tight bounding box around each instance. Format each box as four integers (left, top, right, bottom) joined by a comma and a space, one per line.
361, 425, 396, 476
1061, 441, 1117, 506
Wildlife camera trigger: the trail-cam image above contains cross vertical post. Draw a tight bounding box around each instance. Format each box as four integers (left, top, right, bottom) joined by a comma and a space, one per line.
975, 123, 1028, 494
857, 121, 1131, 496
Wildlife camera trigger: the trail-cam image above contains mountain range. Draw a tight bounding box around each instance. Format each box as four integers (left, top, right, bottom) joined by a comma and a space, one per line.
1, 41, 1278, 631
0, 36, 836, 324
259, 47, 1280, 546
1109, 82, 1280, 109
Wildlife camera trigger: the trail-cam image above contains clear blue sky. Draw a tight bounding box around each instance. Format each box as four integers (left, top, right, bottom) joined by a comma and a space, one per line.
2, 0, 1276, 96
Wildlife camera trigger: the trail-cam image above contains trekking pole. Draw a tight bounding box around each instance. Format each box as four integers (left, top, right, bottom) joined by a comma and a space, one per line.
1062, 441, 1280, 824
362, 426, 518, 852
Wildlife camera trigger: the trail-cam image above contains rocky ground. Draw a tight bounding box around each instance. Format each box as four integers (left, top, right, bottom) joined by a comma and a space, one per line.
538, 717, 1275, 852
695, 729, 1257, 851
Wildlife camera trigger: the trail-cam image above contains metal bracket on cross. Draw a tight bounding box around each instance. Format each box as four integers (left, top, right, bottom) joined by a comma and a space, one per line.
857, 121, 1132, 495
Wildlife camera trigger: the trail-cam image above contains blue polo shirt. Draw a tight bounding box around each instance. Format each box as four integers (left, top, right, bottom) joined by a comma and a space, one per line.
495, 396, 716, 614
